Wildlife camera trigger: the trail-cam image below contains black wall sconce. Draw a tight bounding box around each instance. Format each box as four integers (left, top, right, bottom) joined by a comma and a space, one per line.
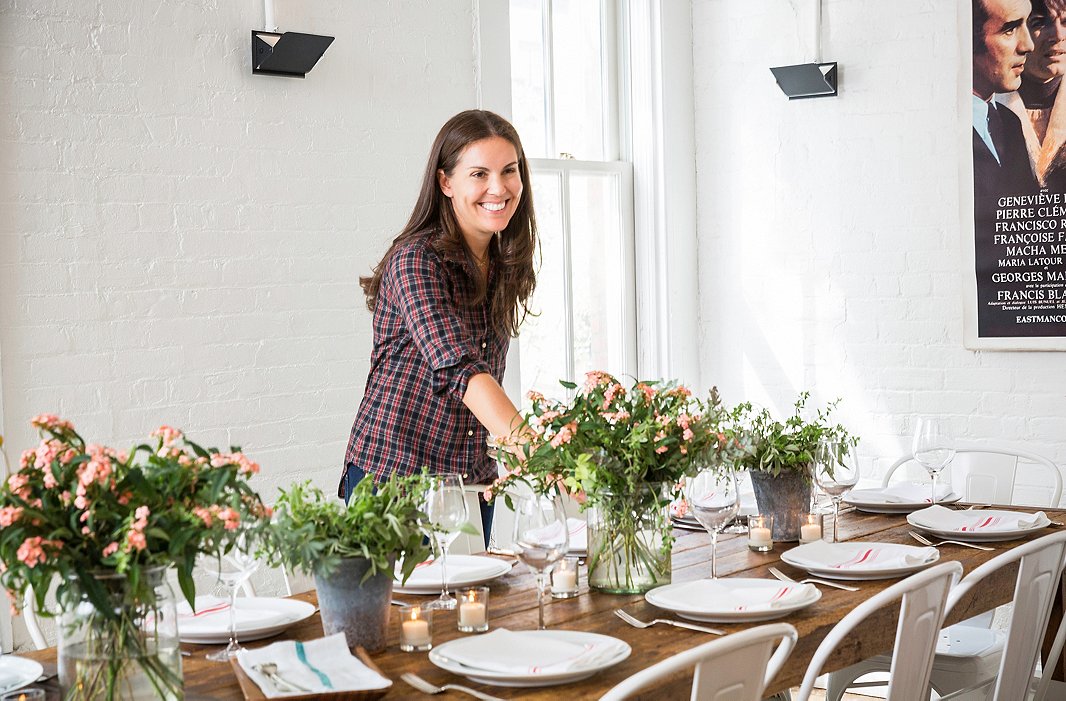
251, 30, 334, 78
770, 0, 838, 100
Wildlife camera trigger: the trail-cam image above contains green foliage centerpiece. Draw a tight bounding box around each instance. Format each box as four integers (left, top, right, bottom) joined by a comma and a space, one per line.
0, 415, 267, 701
491, 372, 742, 594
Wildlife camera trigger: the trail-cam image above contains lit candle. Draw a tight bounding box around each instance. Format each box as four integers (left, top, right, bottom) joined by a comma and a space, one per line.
459, 601, 487, 627
800, 522, 822, 543
402, 618, 431, 646
748, 527, 772, 547
552, 568, 577, 592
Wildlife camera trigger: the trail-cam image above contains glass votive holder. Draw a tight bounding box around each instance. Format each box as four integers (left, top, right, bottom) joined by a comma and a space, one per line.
1, 690, 46, 701
551, 556, 581, 598
799, 512, 824, 544
747, 514, 774, 552
399, 604, 433, 651
457, 586, 490, 633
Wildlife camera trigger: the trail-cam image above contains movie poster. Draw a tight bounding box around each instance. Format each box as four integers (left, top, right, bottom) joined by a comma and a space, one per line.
966, 0, 1066, 349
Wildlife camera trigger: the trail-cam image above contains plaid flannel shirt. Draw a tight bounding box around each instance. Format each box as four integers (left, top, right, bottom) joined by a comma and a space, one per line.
343, 232, 508, 488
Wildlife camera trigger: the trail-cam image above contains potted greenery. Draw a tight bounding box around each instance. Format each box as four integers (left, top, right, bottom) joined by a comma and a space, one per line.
490, 372, 742, 594
263, 474, 431, 652
729, 392, 856, 540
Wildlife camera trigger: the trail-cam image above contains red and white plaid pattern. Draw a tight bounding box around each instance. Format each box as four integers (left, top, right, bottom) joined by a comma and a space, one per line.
343, 232, 508, 487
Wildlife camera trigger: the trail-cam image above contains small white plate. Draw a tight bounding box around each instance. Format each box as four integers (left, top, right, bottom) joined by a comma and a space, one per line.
429, 630, 630, 687
394, 555, 513, 594
645, 578, 821, 622
781, 541, 941, 581
907, 508, 1051, 542
178, 597, 316, 644
845, 491, 961, 514
0, 656, 43, 695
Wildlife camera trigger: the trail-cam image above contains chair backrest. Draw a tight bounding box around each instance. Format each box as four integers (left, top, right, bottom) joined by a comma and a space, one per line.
796, 561, 963, 701
22, 588, 48, 650
599, 622, 797, 701
944, 530, 1066, 701
882, 442, 1063, 507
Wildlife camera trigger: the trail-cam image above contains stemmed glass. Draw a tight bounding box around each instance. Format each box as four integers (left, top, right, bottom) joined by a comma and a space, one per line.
912, 416, 956, 506
511, 492, 568, 630
683, 469, 740, 579
205, 531, 260, 661
423, 474, 469, 610
814, 441, 860, 542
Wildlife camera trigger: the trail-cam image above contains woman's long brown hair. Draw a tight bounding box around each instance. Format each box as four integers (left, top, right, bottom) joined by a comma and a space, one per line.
360, 110, 538, 337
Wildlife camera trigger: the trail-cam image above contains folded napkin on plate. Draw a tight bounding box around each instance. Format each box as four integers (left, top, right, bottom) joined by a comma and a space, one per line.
568, 518, 587, 551
910, 505, 1047, 532
403, 557, 502, 584
652, 579, 816, 613
848, 482, 953, 504
237, 633, 391, 698
178, 596, 290, 632
788, 541, 937, 571
439, 628, 626, 675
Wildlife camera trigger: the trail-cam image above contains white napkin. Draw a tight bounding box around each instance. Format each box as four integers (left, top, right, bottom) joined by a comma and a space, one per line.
567, 518, 587, 551
439, 628, 627, 675
848, 482, 953, 504
787, 541, 937, 571
910, 505, 1047, 532
652, 579, 816, 613
237, 633, 391, 698
402, 556, 503, 585
177, 596, 290, 634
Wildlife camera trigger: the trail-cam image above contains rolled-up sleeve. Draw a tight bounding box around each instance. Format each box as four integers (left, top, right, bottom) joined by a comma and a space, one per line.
386, 245, 490, 400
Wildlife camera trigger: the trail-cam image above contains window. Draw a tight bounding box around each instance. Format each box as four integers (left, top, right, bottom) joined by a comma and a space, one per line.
509, 0, 636, 398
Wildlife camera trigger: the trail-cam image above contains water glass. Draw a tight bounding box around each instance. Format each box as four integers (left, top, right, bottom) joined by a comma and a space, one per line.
912, 416, 956, 505
814, 441, 860, 543
683, 469, 740, 578
512, 492, 569, 629
423, 474, 469, 610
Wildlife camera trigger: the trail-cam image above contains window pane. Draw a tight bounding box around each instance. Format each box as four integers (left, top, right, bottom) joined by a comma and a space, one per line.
551, 0, 605, 160
520, 171, 570, 398
509, 0, 548, 158
569, 172, 626, 376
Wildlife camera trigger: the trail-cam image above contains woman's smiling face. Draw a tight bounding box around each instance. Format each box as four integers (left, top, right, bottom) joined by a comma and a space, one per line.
438, 136, 523, 247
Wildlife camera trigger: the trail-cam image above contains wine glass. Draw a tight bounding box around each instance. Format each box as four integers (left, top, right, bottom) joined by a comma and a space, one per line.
912, 416, 956, 506
511, 492, 568, 630
683, 469, 740, 579
204, 531, 260, 661
423, 474, 469, 610
814, 441, 860, 542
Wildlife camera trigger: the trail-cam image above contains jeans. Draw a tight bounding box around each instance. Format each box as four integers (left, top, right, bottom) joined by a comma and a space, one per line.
343, 463, 494, 550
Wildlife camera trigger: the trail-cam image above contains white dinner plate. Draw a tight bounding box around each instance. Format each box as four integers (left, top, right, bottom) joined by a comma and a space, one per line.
645, 577, 821, 622
429, 630, 630, 687
781, 541, 941, 581
844, 491, 961, 514
907, 508, 1051, 542
394, 555, 513, 594
178, 596, 316, 644
0, 656, 43, 695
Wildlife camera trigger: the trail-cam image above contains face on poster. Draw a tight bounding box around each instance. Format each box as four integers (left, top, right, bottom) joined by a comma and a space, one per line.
969, 0, 1066, 344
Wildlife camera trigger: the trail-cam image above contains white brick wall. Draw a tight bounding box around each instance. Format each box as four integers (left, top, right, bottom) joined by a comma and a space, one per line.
0, 0, 479, 644
693, 0, 1066, 492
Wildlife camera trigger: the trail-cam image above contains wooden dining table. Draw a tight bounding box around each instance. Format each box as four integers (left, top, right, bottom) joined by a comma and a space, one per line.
22, 504, 1066, 700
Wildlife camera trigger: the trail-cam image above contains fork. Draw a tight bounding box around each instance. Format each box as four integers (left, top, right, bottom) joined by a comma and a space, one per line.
909, 531, 995, 551
401, 672, 505, 701
613, 608, 724, 635
767, 566, 861, 592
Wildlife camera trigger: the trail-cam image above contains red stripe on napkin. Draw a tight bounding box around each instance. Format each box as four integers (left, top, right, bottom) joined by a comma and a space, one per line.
181, 602, 230, 618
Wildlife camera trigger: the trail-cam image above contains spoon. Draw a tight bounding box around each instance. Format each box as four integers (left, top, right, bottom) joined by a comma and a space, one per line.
252, 662, 310, 692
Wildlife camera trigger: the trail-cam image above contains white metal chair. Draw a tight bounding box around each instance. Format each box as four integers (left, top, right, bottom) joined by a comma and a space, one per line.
598, 622, 797, 701
825, 444, 1064, 700
933, 530, 1066, 700
22, 588, 48, 650
796, 561, 963, 701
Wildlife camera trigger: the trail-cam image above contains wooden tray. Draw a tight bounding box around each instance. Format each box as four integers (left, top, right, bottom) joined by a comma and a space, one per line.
229, 647, 391, 700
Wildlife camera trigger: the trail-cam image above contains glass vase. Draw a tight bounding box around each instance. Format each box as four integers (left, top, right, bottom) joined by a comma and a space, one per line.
58, 566, 183, 700
586, 484, 672, 594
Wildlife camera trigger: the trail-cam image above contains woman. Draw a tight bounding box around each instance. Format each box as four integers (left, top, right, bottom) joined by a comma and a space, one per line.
339, 110, 537, 544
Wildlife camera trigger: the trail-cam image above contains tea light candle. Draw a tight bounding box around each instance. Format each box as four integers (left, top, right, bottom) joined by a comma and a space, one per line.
1, 691, 45, 701
747, 514, 774, 552
551, 556, 581, 599
457, 586, 490, 633
399, 605, 433, 651
799, 513, 824, 544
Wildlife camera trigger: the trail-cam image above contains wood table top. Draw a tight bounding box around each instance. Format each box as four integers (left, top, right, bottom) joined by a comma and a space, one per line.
23, 504, 1066, 700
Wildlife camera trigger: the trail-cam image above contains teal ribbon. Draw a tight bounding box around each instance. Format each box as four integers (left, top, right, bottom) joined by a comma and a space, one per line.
295, 641, 334, 689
